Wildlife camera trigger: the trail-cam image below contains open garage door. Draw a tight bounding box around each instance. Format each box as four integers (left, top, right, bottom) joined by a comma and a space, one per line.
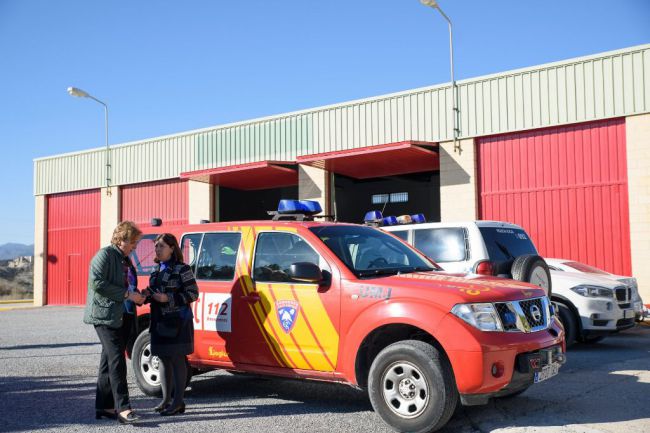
298, 141, 440, 223
477, 118, 631, 276
181, 161, 299, 221
47, 190, 100, 305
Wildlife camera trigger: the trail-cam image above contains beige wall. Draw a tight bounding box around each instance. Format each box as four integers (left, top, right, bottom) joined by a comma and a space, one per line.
439, 138, 477, 222
100, 187, 121, 247
33, 195, 47, 306
188, 180, 214, 223
625, 113, 650, 303
298, 166, 330, 214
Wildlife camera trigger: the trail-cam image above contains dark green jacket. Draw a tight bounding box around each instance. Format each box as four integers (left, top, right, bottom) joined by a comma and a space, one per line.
83, 245, 129, 328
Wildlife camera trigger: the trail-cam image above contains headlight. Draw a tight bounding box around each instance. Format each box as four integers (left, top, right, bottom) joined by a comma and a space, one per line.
451, 303, 503, 332
619, 278, 638, 290
570, 285, 613, 298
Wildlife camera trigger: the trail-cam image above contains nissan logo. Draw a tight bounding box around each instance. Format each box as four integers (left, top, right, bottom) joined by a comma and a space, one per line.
530, 305, 542, 322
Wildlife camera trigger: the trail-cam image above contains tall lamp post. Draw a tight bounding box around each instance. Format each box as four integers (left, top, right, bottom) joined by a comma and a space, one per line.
419, 0, 461, 153
67, 86, 112, 195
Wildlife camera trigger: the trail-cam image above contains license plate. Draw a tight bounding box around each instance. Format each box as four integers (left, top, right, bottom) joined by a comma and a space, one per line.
623, 309, 634, 319
534, 362, 560, 383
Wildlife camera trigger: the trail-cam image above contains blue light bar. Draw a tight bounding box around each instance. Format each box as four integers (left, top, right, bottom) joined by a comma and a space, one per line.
382, 216, 398, 226
277, 199, 322, 215
411, 214, 426, 224
364, 210, 383, 223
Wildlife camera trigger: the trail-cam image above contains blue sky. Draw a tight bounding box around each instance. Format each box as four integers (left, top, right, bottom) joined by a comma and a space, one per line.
1, 0, 648, 245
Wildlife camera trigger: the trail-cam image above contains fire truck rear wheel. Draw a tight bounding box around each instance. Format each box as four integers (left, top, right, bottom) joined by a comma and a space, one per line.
132, 331, 192, 397
368, 340, 458, 433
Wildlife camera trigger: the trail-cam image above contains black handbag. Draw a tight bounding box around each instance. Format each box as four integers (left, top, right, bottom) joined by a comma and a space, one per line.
156, 310, 182, 338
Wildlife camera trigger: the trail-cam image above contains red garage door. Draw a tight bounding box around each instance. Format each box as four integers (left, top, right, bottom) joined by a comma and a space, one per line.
47, 190, 101, 305
478, 118, 631, 276
121, 179, 189, 227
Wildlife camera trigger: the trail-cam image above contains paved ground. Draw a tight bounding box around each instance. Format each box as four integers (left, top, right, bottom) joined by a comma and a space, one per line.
1, 306, 649, 433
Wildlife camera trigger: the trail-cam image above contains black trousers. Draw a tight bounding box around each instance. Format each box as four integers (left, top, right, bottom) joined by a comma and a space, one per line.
94, 313, 134, 412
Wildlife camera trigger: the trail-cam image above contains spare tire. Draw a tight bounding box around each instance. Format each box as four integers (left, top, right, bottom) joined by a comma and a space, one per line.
511, 255, 552, 295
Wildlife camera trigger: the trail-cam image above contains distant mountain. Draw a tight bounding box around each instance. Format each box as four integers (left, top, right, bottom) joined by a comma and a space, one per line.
0, 243, 34, 260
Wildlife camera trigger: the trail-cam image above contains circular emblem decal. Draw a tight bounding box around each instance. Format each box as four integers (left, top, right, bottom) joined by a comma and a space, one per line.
529, 304, 542, 322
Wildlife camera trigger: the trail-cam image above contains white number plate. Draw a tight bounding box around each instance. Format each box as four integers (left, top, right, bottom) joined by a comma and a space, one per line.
534, 362, 560, 383
623, 309, 634, 319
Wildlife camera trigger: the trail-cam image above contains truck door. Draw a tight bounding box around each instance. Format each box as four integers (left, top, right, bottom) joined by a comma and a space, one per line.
238, 229, 340, 371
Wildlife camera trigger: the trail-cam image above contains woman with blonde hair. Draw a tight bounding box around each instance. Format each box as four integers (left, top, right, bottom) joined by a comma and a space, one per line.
83, 221, 146, 424
144, 233, 198, 416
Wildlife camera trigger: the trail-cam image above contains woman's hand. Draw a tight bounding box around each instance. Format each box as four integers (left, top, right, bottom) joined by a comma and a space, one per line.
152, 293, 169, 303
128, 291, 146, 306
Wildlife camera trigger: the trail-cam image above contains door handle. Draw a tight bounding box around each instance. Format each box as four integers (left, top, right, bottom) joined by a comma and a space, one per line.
241, 292, 261, 303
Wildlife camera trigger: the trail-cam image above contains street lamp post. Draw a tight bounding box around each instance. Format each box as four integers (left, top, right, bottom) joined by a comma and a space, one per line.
419, 0, 461, 153
67, 86, 112, 195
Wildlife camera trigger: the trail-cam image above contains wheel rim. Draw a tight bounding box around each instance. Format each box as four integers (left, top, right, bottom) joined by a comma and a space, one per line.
530, 266, 550, 291
139, 342, 161, 387
380, 361, 430, 419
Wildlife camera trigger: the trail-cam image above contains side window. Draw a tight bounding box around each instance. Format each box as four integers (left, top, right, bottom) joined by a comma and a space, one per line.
194, 232, 241, 281
413, 228, 467, 263
131, 234, 158, 276
253, 232, 326, 283
181, 233, 203, 274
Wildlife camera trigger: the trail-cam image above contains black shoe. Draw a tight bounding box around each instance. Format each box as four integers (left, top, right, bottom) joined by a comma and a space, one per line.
95, 410, 117, 420
160, 403, 185, 416
117, 410, 141, 424
153, 401, 170, 413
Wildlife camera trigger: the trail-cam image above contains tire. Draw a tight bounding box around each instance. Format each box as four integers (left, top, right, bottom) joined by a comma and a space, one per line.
511, 255, 552, 296
368, 340, 458, 433
132, 331, 192, 397
556, 303, 577, 348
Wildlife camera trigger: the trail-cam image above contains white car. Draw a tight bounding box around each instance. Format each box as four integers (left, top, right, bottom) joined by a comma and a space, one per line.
381, 217, 635, 346
546, 258, 646, 322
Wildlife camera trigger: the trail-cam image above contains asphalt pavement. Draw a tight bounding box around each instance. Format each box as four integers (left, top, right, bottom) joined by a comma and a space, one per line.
1, 306, 649, 433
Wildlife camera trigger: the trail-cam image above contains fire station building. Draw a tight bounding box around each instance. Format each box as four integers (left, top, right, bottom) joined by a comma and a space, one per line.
33, 44, 650, 306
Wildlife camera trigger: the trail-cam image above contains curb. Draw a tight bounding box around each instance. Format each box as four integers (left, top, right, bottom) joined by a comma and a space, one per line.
0, 299, 33, 305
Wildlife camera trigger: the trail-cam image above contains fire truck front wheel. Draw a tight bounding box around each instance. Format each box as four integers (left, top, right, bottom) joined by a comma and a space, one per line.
367, 340, 458, 433
132, 331, 192, 397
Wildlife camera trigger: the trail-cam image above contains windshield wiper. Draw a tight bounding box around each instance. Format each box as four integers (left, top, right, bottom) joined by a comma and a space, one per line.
494, 240, 515, 260
357, 267, 405, 278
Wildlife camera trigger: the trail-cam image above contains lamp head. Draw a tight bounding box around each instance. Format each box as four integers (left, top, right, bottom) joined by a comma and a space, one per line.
67, 87, 90, 98
420, 0, 439, 7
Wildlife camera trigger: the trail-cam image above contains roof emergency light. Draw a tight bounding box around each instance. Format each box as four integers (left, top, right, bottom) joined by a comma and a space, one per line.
364, 210, 383, 225
397, 215, 413, 225
277, 199, 322, 215
411, 213, 426, 224
382, 216, 398, 226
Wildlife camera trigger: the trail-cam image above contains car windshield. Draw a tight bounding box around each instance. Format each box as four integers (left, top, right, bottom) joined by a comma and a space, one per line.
309, 225, 439, 278
564, 261, 609, 275
478, 227, 538, 261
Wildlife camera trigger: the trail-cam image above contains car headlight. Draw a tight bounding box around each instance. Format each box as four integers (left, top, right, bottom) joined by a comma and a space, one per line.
570, 285, 613, 298
451, 303, 503, 332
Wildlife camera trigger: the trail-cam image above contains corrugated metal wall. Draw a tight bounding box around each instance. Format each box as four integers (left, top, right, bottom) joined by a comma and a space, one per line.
46, 189, 101, 305
121, 179, 189, 226
34, 44, 650, 195
478, 118, 631, 276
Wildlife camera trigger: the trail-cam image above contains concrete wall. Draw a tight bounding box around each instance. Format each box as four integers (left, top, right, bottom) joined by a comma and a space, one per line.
32, 195, 47, 306
439, 138, 477, 222
299, 166, 330, 214
100, 187, 120, 247
188, 180, 214, 223
625, 113, 650, 303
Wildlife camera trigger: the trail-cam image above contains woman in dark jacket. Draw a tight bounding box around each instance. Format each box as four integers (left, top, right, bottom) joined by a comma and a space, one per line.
145, 233, 199, 416
83, 221, 146, 424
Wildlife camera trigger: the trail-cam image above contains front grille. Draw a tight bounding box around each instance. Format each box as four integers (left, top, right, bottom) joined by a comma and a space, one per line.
619, 303, 631, 309
615, 286, 631, 302
616, 318, 635, 328
494, 297, 550, 333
